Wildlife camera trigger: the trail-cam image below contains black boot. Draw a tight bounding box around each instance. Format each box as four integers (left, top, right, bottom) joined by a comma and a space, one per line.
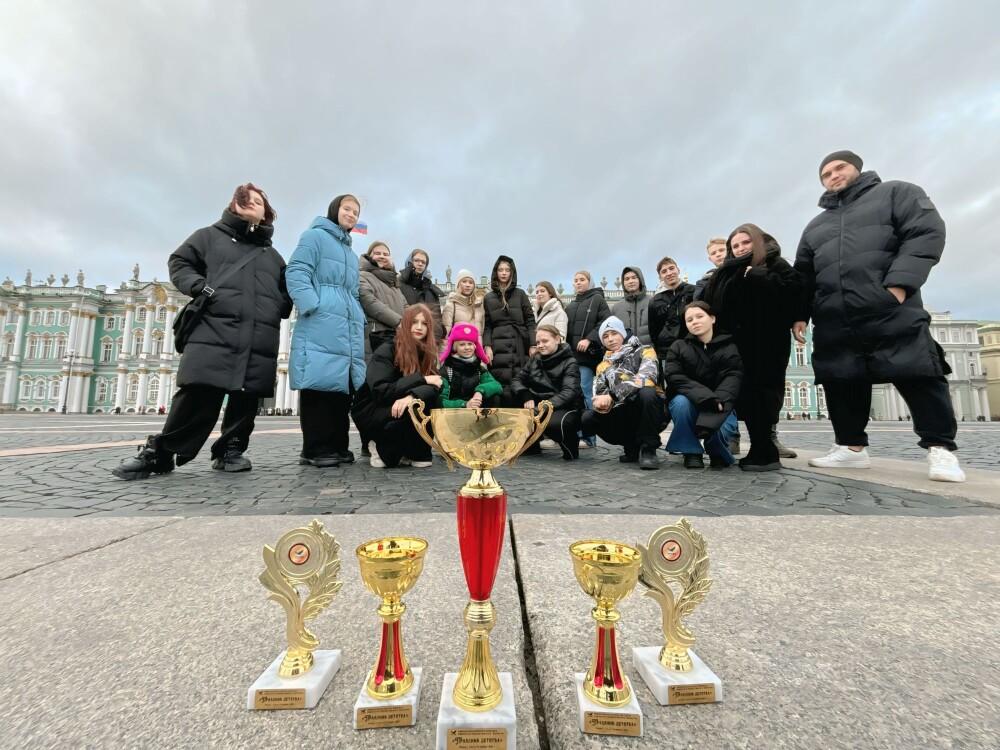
683, 453, 705, 469
638, 445, 660, 470
771, 425, 797, 458
212, 438, 252, 472
111, 435, 174, 480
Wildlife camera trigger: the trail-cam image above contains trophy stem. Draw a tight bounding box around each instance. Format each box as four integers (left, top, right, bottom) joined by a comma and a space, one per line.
454, 491, 507, 711
366, 601, 413, 698
585, 606, 632, 707
279, 647, 315, 678
658, 643, 694, 672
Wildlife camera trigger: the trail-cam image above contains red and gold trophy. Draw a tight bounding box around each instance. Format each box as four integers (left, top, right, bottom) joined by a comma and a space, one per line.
409, 400, 552, 748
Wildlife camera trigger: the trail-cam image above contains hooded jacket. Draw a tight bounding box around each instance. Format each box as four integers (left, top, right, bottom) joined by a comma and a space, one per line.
482, 255, 536, 388
665, 332, 743, 434
350, 340, 438, 432
534, 296, 569, 339
286, 216, 366, 393
565, 287, 611, 369
169, 210, 292, 395
399, 251, 445, 342
794, 171, 949, 383
358, 254, 407, 336
594, 336, 662, 406
610, 266, 651, 344
703, 234, 802, 384
511, 342, 584, 411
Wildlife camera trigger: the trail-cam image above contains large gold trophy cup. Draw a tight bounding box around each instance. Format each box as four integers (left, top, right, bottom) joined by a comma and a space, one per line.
409, 401, 551, 716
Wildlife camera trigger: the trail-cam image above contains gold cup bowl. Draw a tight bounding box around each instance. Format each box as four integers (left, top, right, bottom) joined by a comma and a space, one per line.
570, 540, 642, 707
408, 401, 553, 495
356, 537, 428, 699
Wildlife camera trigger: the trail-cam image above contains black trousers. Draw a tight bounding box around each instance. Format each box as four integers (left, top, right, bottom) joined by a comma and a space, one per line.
371, 410, 433, 467
158, 385, 259, 464
299, 389, 352, 458
823, 377, 957, 451
581, 388, 665, 452
737, 380, 783, 464
369, 330, 394, 353
546, 408, 581, 459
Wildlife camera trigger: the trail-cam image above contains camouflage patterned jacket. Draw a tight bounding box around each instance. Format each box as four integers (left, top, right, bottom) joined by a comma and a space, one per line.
593, 336, 662, 406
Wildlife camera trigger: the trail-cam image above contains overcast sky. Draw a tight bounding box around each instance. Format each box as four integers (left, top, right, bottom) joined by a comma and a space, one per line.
1, 1, 997, 319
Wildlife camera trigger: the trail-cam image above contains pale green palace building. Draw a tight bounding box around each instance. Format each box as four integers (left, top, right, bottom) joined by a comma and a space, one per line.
0, 268, 989, 421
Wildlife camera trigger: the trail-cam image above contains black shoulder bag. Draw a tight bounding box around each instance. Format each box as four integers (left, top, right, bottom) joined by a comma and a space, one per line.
172, 252, 257, 354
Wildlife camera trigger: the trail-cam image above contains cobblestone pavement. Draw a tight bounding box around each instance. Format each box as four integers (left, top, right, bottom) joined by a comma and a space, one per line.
0, 415, 996, 518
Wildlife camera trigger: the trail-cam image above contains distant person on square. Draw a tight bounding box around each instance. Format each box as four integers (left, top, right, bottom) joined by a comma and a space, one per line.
581, 316, 665, 470
438, 323, 502, 410
794, 150, 965, 482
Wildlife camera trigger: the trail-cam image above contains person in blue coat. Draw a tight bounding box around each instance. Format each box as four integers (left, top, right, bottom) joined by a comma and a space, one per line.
287, 194, 367, 468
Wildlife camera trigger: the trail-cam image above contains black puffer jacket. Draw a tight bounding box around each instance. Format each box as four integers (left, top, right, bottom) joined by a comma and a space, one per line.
351, 341, 438, 431
440, 355, 482, 403
704, 237, 802, 384
482, 256, 536, 389
511, 343, 584, 411
665, 333, 743, 434
566, 287, 611, 368
795, 171, 949, 383
169, 210, 292, 395
648, 282, 696, 360
399, 264, 445, 342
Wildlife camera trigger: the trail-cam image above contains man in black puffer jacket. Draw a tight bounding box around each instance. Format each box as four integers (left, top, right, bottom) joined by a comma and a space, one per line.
794, 150, 964, 482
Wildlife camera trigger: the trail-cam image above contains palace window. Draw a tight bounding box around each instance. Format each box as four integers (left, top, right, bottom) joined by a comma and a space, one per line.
0, 335, 10, 358
30, 311, 40, 325
41, 336, 53, 360
105, 316, 115, 330
148, 376, 159, 405
784, 382, 793, 409
96, 379, 110, 402
19, 379, 31, 400
966, 329, 975, 343
49, 379, 61, 401
26, 336, 38, 360
156, 307, 167, 322
798, 384, 810, 408
55, 335, 66, 360
150, 332, 163, 356
33, 379, 46, 400
59, 311, 69, 326
101, 339, 113, 362
45, 310, 55, 326
794, 344, 806, 367
816, 385, 827, 411
137, 307, 147, 323
132, 331, 143, 356
127, 376, 138, 403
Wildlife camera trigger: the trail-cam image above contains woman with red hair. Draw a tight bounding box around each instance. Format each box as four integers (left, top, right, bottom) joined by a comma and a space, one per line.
351, 304, 443, 467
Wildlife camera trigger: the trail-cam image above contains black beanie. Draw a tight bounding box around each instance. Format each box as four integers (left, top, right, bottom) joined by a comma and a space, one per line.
819, 150, 863, 178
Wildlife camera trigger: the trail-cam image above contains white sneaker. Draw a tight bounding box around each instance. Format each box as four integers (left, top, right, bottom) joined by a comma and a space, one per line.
398, 456, 432, 468
927, 446, 965, 483
369, 442, 386, 469
539, 439, 557, 450
808, 444, 871, 469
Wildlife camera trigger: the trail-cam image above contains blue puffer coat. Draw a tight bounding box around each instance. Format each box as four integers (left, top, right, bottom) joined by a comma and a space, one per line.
287, 217, 366, 392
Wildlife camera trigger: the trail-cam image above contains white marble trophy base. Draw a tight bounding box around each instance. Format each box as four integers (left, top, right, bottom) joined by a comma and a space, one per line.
574, 673, 644, 737
436, 672, 516, 750
353, 666, 423, 729
246, 649, 342, 710
632, 646, 723, 705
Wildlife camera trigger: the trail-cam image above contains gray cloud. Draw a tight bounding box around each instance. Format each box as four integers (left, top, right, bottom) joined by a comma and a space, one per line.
1, 1, 997, 319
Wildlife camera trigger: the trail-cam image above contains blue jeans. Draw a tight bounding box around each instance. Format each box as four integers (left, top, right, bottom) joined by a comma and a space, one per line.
666, 395, 737, 465
579, 366, 596, 445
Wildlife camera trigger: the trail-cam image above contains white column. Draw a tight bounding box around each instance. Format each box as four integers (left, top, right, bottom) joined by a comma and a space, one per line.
137, 369, 149, 412
275, 370, 287, 410
279, 319, 291, 360
11, 306, 26, 360
67, 307, 81, 353
290, 388, 299, 415
157, 370, 171, 410
163, 305, 177, 355
893, 389, 908, 419
141, 305, 154, 356
71, 375, 89, 413
980, 389, 991, 421
114, 369, 128, 411
121, 304, 135, 358
2, 365, 17, 404
79, 313, 95, 361
950, 389, 963, 420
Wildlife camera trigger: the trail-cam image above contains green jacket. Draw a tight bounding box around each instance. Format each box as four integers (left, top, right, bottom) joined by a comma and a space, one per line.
439, 358, 503, 408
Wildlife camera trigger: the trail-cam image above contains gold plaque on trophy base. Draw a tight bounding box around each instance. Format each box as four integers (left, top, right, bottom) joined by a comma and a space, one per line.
356, 704, 414, 729
583, 711, 642, 737
446, 728, 508, 749
252, 689, 305, 710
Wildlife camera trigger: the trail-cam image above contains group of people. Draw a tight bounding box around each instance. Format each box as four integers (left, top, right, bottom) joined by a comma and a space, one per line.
113, 148, 967, 484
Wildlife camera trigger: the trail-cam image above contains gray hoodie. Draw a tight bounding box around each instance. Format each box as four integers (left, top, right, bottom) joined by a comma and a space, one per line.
610, 266, 651, 344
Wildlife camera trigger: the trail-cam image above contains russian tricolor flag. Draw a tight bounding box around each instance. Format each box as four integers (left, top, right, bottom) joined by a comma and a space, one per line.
352, 221, 368, 235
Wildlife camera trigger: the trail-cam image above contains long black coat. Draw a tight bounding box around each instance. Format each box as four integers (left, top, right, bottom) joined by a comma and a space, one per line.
703, 240, 802, 385
482, 256, 536, 389
169, 210, 292, 395
511, 343, 584, 411
351, 341, 437, 431
665, 333, 743, 434
795, 171, 949, 383
565, 287, 611, 369
648, 283, 696, 360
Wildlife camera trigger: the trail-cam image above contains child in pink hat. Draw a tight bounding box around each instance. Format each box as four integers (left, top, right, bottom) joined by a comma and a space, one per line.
439, 324, 503, 409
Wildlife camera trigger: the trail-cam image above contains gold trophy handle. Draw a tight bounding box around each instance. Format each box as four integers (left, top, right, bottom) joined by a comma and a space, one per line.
509, 399, 554, 466
407, 399, 455, 470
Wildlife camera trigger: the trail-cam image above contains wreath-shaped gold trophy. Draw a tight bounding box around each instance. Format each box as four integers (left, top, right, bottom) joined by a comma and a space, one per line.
632, 519, 723, 705
247, 520, 344, 710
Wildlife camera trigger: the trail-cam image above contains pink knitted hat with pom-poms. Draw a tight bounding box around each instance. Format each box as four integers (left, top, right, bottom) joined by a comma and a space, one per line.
440, 323, 489, 364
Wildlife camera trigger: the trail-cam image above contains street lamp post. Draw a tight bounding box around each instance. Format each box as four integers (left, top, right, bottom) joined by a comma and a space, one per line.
61, 348, 75, 414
